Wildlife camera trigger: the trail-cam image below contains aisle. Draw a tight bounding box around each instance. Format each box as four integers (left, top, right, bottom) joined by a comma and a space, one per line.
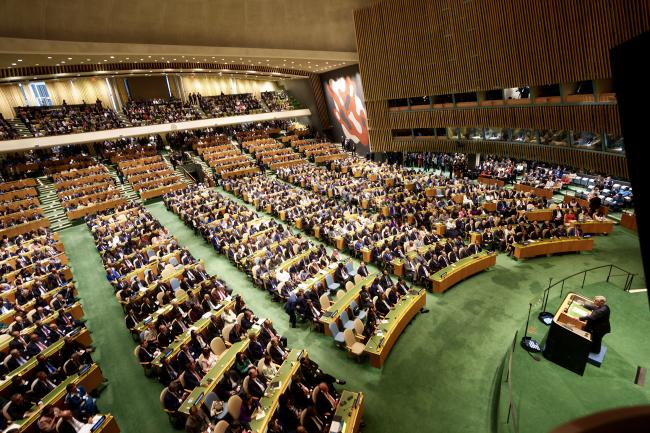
59, 225, 174, 433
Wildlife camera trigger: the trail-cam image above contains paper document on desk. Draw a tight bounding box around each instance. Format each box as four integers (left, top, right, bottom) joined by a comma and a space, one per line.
254, 409, 266, 420
202, 312, 212, 319
381, 319, 389, 324
330, 420, 343, 432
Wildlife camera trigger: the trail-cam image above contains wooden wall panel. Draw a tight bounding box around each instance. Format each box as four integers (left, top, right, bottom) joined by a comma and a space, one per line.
355, 0, 650, 101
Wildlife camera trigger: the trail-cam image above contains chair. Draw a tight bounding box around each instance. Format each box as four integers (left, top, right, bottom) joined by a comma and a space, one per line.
325, 274, 340, 292
169, 257, 179, 266
345, 281, 354, 292
257, 358, 266, 371
156, 292, 165, 306
300, 408, 308, 425
170, 278, 181, 292
311, 386, 320, 404
354, 274, 363, 284
2, 401, 12, 421
236, 313, 244, 325
214, 421, 229, 433
328, 322, 345, 346
227, 394, 242, 420
160, 388, 182, 426
346, 262, 357, 276
147, 249, 156, 259
134, 346, 153, 376
336, 290, 345, 299
242, 376, 250, 394
222, 325, 234, 344
26, 309, 37, 323
210, 337, 227, 357
343, 328, 366, 358
174, 288, 186, 299
349, 300, 367, 321
319, 294, 330, 310
340, 310, 355, 330
353, 318, 365, 340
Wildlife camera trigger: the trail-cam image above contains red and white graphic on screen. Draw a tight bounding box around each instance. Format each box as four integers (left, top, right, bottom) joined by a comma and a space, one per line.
325, 77, 369, 146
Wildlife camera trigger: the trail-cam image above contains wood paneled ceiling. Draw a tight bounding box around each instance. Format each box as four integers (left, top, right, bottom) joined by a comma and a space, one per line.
0, 0, 373, 77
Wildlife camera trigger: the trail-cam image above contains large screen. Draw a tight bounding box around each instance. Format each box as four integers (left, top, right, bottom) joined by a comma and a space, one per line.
320, 65, 370, 154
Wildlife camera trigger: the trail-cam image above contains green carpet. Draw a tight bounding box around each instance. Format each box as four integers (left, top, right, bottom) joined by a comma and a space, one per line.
55, 194, 647, 433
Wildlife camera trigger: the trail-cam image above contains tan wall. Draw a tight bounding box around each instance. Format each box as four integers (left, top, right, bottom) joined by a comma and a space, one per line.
180, 75, 278, 97
45, 77, 113, 106
0, 84, 25, 118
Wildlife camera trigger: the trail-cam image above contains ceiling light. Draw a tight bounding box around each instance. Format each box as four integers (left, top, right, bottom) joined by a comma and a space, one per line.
148, 56, 151, 58
47, 56, 52, 59
140, 58, 143, 60
11, 63, 16, 66
35, 63, 39, 66
61, 61, 66, 64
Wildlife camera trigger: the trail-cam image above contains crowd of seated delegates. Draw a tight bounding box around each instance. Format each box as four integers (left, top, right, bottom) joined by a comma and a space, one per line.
0, 146, 93, 181
167, 127, 230, 151
260, 91, 295, 112
162, 185, 338, 325
97, 135, 161, 164
15, 99, 123, 137
0, 226, 103, 431
518, 165, 573, 190
0, 114, 18, 141
198, 93, 265, 118
473, 156, 518, 182
123, 98, 203, 126
0, 198, 45, 235
282, 159, 594, 265
52, 165, 123, 216
573, 174, 633, 211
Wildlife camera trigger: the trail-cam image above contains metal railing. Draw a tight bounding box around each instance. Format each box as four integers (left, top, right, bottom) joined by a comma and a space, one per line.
539, 264, 637, 313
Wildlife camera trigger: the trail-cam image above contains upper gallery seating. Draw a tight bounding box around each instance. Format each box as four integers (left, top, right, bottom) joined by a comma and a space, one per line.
261, 90, 298, 111
198, 93, 265, 118
14, 101, 124, 136
0, 114, 18, 141
123, 98, 203, 126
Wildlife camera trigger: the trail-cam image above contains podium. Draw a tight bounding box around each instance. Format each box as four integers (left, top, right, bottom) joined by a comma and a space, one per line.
543, 292, 593, 375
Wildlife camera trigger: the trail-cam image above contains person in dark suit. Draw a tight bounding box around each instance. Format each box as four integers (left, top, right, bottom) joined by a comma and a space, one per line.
315, 383, 339, 419
356, 262, 369, 278
579, 295, 611, 353
247, 333, 265, 362
163, 381, 186, 412
246, 367, 267, 398
31, 371, 57, 399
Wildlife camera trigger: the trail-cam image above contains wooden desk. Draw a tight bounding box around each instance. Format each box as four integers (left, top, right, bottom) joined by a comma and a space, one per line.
478, 177, 505, 187
249, 349, 303, 432
570, 220, 614, 234
620, 212, 637, 232
364, 289, 426, 368
513, 237, 593, 259
521, 208, 554, 221
178, 337, 254, 415
320, 274, 377, 335
429, 252, 497, 293
333, 391, 365, 433
0, 217, 49, 239
514, 183, 554, 199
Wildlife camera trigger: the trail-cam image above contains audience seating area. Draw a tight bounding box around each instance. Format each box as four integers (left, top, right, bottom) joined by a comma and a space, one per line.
52, 164, 127, 220
242, 137, 307, 170
198, 94, 265, 118
0, 179, 48, 239
14, 102, 124, 137
118, 155, 186, 200
0, 177, 117, 431
193, 136, 260, 179
84, 201, 360, 432
289, 139, 347, 164
123, 98, 203, 126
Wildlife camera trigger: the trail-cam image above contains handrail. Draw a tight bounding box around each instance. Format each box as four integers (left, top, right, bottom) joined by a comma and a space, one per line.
505, 330, 519, 432
540, 264, 637, 314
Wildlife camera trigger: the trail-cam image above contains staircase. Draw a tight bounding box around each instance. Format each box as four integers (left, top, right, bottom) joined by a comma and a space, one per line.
36, 177, 73, 231
116, 112, 133, 128
106, 165, 141, 203
8, 118, 33, 138
187, 151, 214, 178
192, 104, 208, 119
161, 153, 194, 184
